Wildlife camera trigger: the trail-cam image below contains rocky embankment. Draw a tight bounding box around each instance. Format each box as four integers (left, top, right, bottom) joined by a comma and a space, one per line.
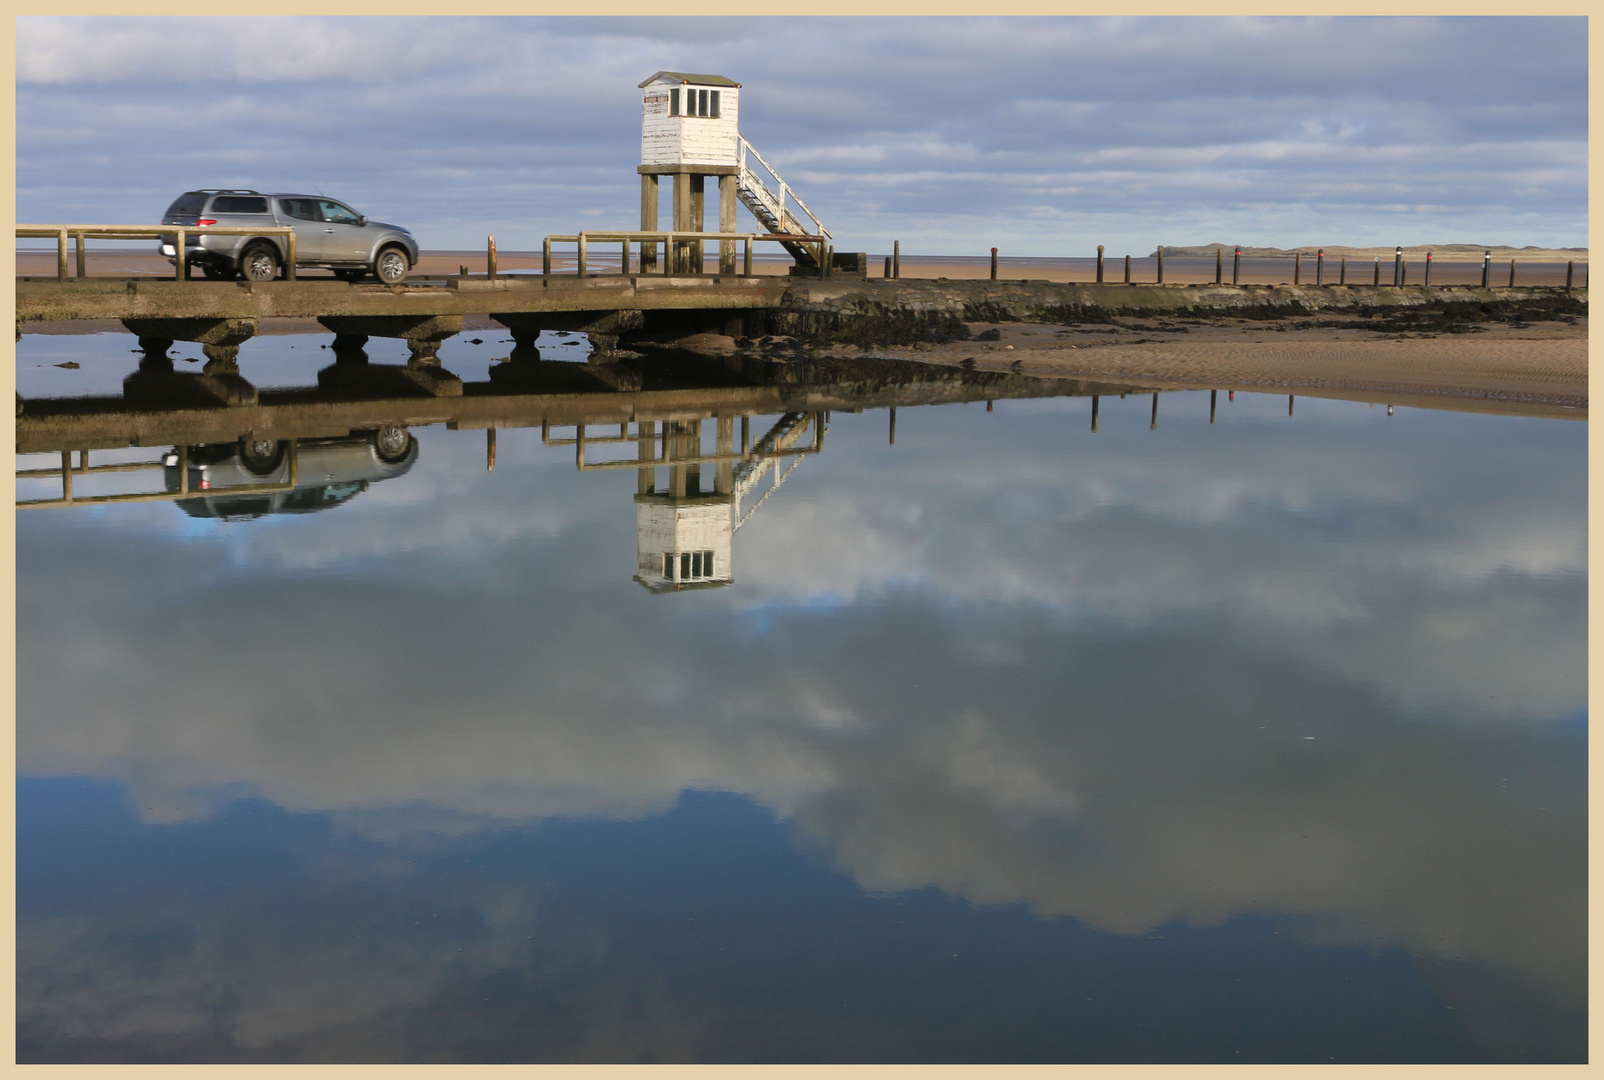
766, 278, 1588, 346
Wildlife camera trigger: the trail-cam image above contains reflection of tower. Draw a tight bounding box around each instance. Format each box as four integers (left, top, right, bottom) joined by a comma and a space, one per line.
632, 411, 823, 593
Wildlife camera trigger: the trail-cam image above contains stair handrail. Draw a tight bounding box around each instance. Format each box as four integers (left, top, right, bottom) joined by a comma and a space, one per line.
738, 136, 832, 240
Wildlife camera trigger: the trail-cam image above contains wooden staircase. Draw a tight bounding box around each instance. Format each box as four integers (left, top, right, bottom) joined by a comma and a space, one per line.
736, 137, 832, 270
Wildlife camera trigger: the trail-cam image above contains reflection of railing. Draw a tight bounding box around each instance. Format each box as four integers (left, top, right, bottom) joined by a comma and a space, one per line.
16, 442, 300, 509
540, 415, 825, 471
540, 230, 826, 278
16, 224, 299, 282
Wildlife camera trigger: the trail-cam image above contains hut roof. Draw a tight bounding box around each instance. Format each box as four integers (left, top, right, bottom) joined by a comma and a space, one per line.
639, 71, 741, 88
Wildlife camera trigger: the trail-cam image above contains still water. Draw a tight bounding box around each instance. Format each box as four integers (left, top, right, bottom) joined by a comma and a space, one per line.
15, 331, 1586, 1063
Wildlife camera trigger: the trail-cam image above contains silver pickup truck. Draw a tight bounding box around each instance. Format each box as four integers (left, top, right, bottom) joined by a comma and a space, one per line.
159, 189, 419, 283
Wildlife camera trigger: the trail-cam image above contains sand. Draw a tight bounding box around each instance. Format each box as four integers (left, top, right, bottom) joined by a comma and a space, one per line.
17, 249, 1590, 288
822, 318, 1587, 419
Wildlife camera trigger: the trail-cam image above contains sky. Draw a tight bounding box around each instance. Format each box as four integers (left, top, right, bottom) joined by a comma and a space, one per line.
15, 16, 1589, 257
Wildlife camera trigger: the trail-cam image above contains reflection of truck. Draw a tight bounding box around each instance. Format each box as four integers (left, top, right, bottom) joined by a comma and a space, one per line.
161, 426, 417, 521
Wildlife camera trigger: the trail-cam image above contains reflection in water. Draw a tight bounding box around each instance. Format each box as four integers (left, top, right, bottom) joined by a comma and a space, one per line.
13, 332, 1588, 1062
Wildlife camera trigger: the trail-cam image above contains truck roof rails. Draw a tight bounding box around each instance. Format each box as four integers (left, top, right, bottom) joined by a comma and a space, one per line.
190, 188, 261, 195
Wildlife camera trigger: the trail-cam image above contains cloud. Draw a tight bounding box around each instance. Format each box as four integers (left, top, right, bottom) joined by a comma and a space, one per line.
15, 17, 1587, 251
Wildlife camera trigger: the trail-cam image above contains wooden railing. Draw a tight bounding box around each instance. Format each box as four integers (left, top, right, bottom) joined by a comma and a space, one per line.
541, 230, 828, 278
737, 137, 831, 240
16, 224, 298, 281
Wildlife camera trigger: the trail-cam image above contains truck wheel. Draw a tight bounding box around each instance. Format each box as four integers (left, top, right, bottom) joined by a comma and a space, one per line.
240, 244, 280, 283
374, 247, 409, 284
238, 437, 286, 475
372, 425, 412, 462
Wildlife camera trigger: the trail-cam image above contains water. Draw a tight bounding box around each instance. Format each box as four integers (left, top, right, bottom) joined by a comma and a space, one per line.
15, 331, 1587, 1062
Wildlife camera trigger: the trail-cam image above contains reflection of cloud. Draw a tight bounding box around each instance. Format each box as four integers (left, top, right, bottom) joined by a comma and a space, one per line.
18, 875, 614, 1056
16, 400, 1586, 1019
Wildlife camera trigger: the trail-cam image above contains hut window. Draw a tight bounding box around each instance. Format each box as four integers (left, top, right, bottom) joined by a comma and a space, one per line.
664, 553, 673, 578
699, 89, 709, 116
710, 90, 720, 118
670, 88, 680, 116
681, 552, 692, 579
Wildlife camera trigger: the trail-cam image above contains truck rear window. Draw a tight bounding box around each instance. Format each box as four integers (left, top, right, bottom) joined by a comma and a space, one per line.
211, 196, 269, 214
165, 193, 207, 216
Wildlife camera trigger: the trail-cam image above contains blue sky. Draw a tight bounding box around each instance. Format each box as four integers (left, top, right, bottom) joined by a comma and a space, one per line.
15, 16, 1589, 255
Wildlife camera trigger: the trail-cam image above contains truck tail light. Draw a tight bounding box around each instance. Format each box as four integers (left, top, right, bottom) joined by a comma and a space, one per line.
196, 219, 217, 226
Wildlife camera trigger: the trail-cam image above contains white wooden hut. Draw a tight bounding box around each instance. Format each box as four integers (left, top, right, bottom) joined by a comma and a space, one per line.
639, 71, 741, 169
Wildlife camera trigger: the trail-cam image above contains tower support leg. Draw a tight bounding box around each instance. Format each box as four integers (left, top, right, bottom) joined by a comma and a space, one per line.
718, 175, 738, 276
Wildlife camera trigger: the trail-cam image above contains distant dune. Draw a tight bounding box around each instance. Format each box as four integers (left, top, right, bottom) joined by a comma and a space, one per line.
1152, 244, 1587, 261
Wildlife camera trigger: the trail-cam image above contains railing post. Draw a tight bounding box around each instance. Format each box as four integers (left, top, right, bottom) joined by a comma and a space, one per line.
1393, 246, 1402, 287
1125, 254, 1132, 284
543, 237, 551, 276
75, 233, 86, 279
1508, 259, 1516, 288
1214, 247, 1221, 284
175, 228, 186, 281
1566, 260, 1574, 292
621, 239, 630, 276
1316, 249, 1323, 286
1097, 245, 1105, 284
1340, 257, 1346, 285
990, 246, 998, 280
893, 240, 900, 279
1424, 251, 1432, 287
284, 229, 296, 281
1156, 245, 1164, 284
577, 233, 587, 277
487, 232, 498, 279
744, 237, 753, 276
1294, 251, 1301, 285
1232, 247, 1240, 286
56, 229, 68, 282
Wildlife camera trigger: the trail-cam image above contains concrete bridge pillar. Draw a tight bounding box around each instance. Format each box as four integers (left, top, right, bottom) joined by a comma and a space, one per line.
491, 309, 644, 354
122, 317, 257, 354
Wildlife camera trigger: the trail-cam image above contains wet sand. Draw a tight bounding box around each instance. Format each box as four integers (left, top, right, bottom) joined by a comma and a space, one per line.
820, 317, 1587, 419
16, 249, 1590, 288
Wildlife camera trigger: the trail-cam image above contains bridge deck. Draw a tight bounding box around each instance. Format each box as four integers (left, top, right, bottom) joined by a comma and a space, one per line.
16, 273, 792, 324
